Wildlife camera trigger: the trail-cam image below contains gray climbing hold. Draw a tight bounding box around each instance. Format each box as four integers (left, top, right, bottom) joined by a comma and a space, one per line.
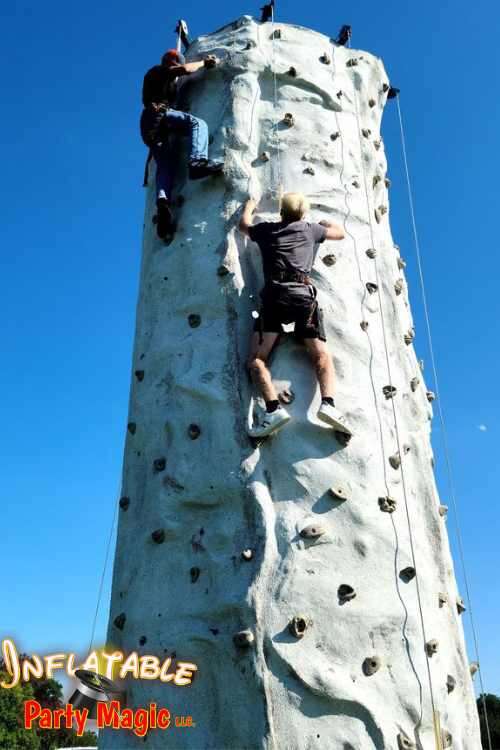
360, 320, 369, 331
119, 496, 130, 511
217, 264, 230, 277
329, 485, 348, 502
278, 388, 295, 404
383, 385, 397, 399
322, 253, 336, 266
153, 457, 166, 472
288, 616, 309, 639
233, 629, 255, 648
447, 674, 456, 693
352, 180, 360, 188
394, 278, 404, 295
135, 370, 144, 382
366, 282, 378, 294
272, 29, 281, 39
400, 566, 416, 583
300, 524, 325, 540
190, 566, 200, 583
404, 328, 415, 345
439, 504, 449, 517
362, 128, 371, 138
241, 548, 253, 560
303, 166, 315, 175
320, 52, 331, 64
188, 423, 201, 440
426, 639, 439, 657
397, 256, 406, 270
287, 66, 297, 77
114, 613, 126, 631
426, 390, 436, 402
397, 731, 416, 750
374, 139, 382, 151
346, 58, 358, 67
456, 597, 466, 615
470, 661, 479, 677
373, 174, 381, 188
374, 208, 382, 224
127, 422, 136, 435
188, 314, 201, 328
410, 377, 420, 392
438, 592, 448, 607
379, 205, 388, 216
338, 584, 356, 603
260, 151, 270, 162
283, 112, 294, 127
330, 132, 340, 141
362, 656, 381, 676
151, 529, 165, 544
378, 496, 397, 513
441, 730, 453, 748
389, 452, 401, 470
368, 98, 376, 108
366, 248, 377, 259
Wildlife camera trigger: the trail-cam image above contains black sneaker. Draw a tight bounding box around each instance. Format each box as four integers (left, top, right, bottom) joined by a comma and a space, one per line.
188, 159, 224, 180
155, 199, 174, 240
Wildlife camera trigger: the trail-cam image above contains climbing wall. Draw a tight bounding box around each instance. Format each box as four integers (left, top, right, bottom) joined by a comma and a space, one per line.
101, 16, 481, 750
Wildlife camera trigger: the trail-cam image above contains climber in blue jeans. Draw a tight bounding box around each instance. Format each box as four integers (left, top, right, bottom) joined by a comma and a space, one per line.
140, 49, 224, 240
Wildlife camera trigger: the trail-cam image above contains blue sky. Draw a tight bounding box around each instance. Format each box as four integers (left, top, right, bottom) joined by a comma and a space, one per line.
1, 0, 498, 702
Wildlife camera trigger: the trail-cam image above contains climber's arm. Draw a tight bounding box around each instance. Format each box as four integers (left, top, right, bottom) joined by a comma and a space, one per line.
171, 56, 219, 78
319, 219, 345, 240
239, 199, 257, 236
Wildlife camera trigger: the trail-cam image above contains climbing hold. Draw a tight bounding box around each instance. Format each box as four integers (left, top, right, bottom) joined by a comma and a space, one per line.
151, 529, 165, 544
387, 87, 400, 99
368, 98, 376, 108
400, 566, 416, 583
425, 639, 439, 657
378, 496, 397, 513
217, 264, 230, 277
278, 388, 295, 404
382, 83, 390, 93
374, 208, 382, 224
303, 166, 315, 175
383, 385, 397, 399
287, 66, 297, 77
394, 278, 404, 295
241, 548, 253, 560
114, 613, 126, 631
384, 176, 391, 188
456, 597, 466, 615
127, 422, 136, 435
397, 731, 416, 750
322, 253, 336, 267
329, 485, 348, 502
319, 52, 331, 64
404, 328, 415, 345
188, 314, 201, 328
397, 256, 406, 270
260, 151, 270, 162
446, 674, 456, 694
153, 457, 166, 472
439, 504, 449, 517
378, 205, 388, 216
410, 377, 420, 392
470, 662, 479, 677
283, 112, 294, 127
403, 444, 411, 454
366, 248, 377, 259
366, 282, 378, 294
300, 524, 325, 540
372, 175, 381, 188
426, 390, 436, 402
336, 90, 343, 99
362, 656, 381, 676
119, 496, 130, 511
362, 128, 371, 138
374, 139, 381, 151
233, 630, 255, 648
188, 423, 201, 440
288, 616, 309, 639
360, 320, 369, 331
352, 180, 360, 188
135, 370, 145, 382
346, 58, 358, 67
330, 132, 340, 141
389, 452, 401, 470
338, 584, 356, 603
272, 29, 281, 39
441, 730, 453, 748
438, 592, 448, 607
139, 636, 147, 646
190, 566, 200, 583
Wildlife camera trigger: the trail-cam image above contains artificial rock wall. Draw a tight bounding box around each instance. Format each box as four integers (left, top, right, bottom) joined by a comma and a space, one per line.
101, 16, 481, 750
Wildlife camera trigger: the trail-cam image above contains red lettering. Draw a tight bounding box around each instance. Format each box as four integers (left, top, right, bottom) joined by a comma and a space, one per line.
97, 700, 121, 729
24, 700, 41, 729
157, 708, 171, 729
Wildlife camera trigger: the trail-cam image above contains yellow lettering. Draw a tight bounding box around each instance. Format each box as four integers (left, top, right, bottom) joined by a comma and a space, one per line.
173, 662, 198, 687
119, 652, 139, 679
139, 656, 160, 680
0, 639, 20, 688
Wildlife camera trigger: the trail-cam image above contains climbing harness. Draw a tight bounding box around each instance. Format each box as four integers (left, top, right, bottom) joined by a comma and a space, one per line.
394, 93, 493, 750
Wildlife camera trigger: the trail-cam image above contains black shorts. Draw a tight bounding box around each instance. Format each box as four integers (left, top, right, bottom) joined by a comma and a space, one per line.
253, 283, 326, 341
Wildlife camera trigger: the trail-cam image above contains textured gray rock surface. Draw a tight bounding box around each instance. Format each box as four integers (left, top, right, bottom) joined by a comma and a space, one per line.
101, 16, 481, 750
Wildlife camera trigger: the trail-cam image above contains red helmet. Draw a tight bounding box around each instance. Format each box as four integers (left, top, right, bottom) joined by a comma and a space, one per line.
161, 49, 185, 66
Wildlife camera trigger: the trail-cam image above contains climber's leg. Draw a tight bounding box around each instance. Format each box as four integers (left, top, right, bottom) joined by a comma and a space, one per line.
164, 109, 224, 180
151, 142, 175, 240
247, 332, 291, 438
304, 338, 353, 436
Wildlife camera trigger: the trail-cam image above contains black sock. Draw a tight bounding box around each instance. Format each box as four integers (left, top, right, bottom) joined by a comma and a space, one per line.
266, 400, 280, 413
322, 397, 335, 408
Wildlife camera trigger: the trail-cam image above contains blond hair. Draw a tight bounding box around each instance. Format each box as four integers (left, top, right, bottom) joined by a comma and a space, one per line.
280, 192, 310, 222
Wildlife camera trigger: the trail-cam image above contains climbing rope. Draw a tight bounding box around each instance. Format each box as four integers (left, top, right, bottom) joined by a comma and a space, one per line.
348, 67, 439, 733
395, 95, 493, 750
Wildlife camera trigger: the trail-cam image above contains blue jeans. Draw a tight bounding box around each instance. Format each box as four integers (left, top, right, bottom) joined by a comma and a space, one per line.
141, 108, 209, 202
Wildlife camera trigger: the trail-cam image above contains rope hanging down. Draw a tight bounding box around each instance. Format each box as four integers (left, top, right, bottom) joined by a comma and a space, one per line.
395, 95, 493, 750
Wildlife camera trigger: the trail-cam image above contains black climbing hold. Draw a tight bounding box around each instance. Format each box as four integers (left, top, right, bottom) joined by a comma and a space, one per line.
456, 597, 466, 615
382, 83, 389, 93
338, 584, 356, 603
366, 282, 378, 294
151, 529, 165, 544
190, 567, 200, 583
260, 151, 270, 162
425, 639, 439, 657
153, 457, 166, 472
233, 629, 254, 648
114, 613, 126, 631
322, 254, 336, 267
362, 656, 381, 676
399, 566, 416, 583
438, 592, 448, 607
397, 732, 416, 750
135, 370, 144, 382
410, 377, 420, 392
139, 636, 147, 646
378, 495, 397, 513
336, 90, 343, 99
346, 58, 358, 67
300, 524, 325, 540
389, 452, 401, 470
360, 321, 369, 331
330, 132, 340, 141
217, 265, 230, 277
352, 180, 360, 188
404, 328, 415, 345
278, 388, 295, 404
119, 496, 130, 511
426, 390, 436, 402
362, 128, 371, 138
368, 98, 376, 108
334, 430, 351, 447
283, 112, 294, 127
272, 29, 281, 39
441, 729, 453, 748
336, 24, 352, 46
127, 422, 136, 435
382, 385, 397, 399
188, 314, 201, 328
288, 66, 297, 77
188, 423, 201, 440
319, 52, 331, 65
387, 87, 400, 99
446, 674, 456, 694
288, 616, 308, 639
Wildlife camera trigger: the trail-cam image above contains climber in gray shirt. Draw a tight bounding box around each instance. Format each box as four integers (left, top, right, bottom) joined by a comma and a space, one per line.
239, 192, 353, 439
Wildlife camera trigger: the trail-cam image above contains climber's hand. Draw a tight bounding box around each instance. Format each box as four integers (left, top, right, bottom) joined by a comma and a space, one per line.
204, 55, 218, 68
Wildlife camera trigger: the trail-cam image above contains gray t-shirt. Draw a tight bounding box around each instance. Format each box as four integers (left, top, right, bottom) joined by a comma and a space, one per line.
248, 220, 327, 282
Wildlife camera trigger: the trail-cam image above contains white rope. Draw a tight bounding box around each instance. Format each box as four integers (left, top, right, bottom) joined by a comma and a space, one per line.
395, 95, 493, 750
88, 488, 119, 655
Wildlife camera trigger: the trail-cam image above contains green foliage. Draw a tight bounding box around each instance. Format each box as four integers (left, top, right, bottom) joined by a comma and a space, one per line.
477, 693, 500, 748
0, 671, 40, 750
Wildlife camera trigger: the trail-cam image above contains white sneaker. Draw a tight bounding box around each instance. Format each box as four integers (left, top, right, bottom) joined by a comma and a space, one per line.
248, 407, 291, 438
317, 402, 353, 436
